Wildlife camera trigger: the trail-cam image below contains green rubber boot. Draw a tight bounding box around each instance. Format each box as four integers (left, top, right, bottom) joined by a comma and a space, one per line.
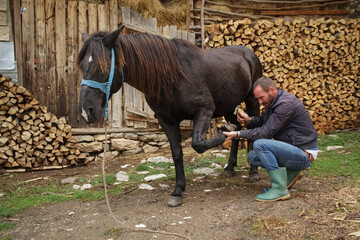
287, 169, 304, 189
256, 168, 290, 202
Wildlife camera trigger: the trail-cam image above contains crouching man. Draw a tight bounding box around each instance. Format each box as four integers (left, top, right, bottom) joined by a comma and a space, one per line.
223, 76, 318, 202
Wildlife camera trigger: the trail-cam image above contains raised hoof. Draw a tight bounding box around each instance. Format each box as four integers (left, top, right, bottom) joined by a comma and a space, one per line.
168, 196, 183, 207
223, 169, 235, 178
220, 122, 237, 132
248, 173, 260, 182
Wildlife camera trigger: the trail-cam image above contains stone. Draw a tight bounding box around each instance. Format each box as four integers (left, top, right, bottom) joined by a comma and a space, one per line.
160, 142, 170, 149
80, 184, 92, 190
61, 177, 77, 185
122, 148, 142, 156
110, 133, 124, 138
111, 138, 139, 151
326, 146, 344, 150
124, 133, 138, 140
95, 151, 119, 161
144, 174, 167, 182
146, 156, 172, 163
138, 183, 154, 190
116, 171, 129, 182
193, 167, 215, 175
76, 142, 103, 152
73, 135, 94, 142
142, 144, 159, 153
94, 134, 106, 141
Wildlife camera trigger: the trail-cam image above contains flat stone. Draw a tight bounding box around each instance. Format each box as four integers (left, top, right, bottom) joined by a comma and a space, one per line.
124, 133, 138, 140
73, 135, 94, 142
122, 147, 142, 156
111, 139, 139, 151
142, 144, 159, 153
146, 156, 172, 163
116, 171, 129, 182
144, 174, 167, 182
76, 142, 103, 152
61, 177, 77, 185
139, 183, 154, 190
80, 184, 92, 190
96, 151, 119, 161
193, 167, 215, 175
326, 146, 344, 150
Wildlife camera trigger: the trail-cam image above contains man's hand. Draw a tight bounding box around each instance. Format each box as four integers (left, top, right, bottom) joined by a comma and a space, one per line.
223, 131, 238, 141
237, 111, 251, 125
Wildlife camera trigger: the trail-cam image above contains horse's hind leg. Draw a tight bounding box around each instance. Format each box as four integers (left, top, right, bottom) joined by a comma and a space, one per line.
156, 117, 185, 207
245, 92, 260, 182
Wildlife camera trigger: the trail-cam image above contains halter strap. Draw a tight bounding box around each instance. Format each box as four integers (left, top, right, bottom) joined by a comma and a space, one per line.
81, 48, 124, 119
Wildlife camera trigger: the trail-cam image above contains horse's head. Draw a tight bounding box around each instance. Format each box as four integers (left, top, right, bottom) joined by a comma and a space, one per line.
77, 26, 125, 124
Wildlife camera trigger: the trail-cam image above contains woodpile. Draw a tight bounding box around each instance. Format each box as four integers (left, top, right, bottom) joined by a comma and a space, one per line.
0, 74, 86, 169
205, 17, 360, 134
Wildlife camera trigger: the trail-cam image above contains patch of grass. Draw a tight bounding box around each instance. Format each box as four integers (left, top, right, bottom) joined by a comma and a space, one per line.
135, 163, 149, 171
308, 130, 360, 184
103, 227, 123, 237
0, 222, 16, 234
90, 174, 117, 186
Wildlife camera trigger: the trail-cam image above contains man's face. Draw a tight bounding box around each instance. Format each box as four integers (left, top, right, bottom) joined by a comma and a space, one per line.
253, 86, 277, 108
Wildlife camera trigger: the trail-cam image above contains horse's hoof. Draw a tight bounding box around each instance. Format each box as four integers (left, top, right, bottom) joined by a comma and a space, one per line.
168, 196, 183, 207
223, 170, 235, 178
220, 122, 237, 132
248, 173, 260, 182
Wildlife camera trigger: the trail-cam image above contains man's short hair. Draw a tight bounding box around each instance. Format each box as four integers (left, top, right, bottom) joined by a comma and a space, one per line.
253, 77, 277, 92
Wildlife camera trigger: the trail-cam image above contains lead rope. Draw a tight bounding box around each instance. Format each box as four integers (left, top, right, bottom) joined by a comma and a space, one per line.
102, 119, 191, 240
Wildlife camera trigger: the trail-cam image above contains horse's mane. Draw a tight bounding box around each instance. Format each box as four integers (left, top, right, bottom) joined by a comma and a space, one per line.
77, 31, 203, 102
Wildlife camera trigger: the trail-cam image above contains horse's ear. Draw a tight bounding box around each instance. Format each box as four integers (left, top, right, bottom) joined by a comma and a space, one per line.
81, 33, 90, 42
103, 25, 126, 47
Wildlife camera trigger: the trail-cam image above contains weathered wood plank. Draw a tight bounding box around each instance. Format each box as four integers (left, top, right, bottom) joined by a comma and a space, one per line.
55, 1, 67, 116
77, 1, 89, 128
133, 87, 146, 128
123, 83, 134, 127
0, 0, 7, 11
108, 0, 118, 31
67, 0, 78, 126
35, 0, 46, 106
13, 0, 23, 84
108, 0, 122, 128
0, 25, 9, 41
45, 0, 56, 113
21, 0, 35, 93
88, 3, 97, 33
97, 4, 108, 31
0, 11, 7, 26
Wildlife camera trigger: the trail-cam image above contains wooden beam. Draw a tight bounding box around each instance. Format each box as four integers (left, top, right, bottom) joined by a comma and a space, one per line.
261, 10, 350, 15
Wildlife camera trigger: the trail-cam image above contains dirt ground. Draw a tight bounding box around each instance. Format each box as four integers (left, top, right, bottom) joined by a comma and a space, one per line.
1, 147, 360, 240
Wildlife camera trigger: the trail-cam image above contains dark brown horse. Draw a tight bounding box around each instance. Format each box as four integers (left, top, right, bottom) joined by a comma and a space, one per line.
77, 26, 262, 207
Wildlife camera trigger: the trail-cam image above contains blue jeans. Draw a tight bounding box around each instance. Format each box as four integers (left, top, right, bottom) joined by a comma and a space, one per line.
248, 139, 312, 172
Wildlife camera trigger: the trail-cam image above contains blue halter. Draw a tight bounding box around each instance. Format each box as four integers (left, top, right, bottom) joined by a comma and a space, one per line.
80, 48, 124, 119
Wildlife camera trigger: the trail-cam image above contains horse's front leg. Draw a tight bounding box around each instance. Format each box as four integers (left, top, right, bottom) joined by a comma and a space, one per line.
156, 117, 185, 207
191, 110, 226, 153
222, 114, 241, 177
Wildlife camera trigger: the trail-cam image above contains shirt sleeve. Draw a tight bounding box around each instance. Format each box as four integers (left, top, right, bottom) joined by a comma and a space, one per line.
240, 101, 295, 140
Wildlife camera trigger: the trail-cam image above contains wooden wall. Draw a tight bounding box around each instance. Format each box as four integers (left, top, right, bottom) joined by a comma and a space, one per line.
11, 1, 195, 129
0, 0, 10, 41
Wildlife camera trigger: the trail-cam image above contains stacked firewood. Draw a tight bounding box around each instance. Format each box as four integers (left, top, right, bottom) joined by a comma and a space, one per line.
205, 17, 360, 134
0, 74, 86, 169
